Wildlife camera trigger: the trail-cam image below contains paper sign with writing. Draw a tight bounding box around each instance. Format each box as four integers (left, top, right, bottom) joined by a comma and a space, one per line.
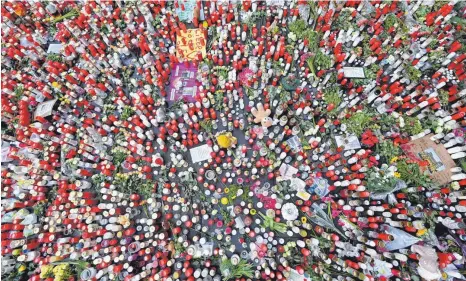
47, 44, 63, 54
286, 135, 303, 152
343, 67, 365, 78
189, 144, 213, 163
176, 0, 197, 22
34, 99, 57, 119
401, 134, 456, 185
169, 63, 198, 102
279, 163, 298, 180
176, 29, 206, 61
335, 134, 361, 150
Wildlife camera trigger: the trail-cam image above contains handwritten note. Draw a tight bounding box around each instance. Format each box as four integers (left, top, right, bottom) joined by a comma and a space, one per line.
189, 144, 213, 163
176, 29, 206, 61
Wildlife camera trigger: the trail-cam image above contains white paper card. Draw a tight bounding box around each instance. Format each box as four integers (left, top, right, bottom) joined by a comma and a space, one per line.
189, 144, 213, 163
47, 44, 63, 54
34, 99, 57, 119
288, 269, 306, 281
286, 135, 303, 152
1, 143, 12, 163
235, 217, 245, 229
279, 163, 299, 180
290, 178, 306, 191
335, 134, 362, 150
343, 67, 365, 78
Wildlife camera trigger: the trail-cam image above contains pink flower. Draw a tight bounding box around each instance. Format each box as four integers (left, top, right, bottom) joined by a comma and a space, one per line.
331, 209, 342, 218
453, 128, 465, 138
263, 197, 276, 209
321, 196, 333, 203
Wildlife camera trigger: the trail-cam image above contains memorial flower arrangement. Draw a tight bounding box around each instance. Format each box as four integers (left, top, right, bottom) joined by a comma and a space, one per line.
1, 1, 466, 281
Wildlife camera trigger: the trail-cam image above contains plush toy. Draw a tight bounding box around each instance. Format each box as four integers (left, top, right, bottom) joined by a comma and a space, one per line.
251, 103, 273, 127
216, 132, 237, 149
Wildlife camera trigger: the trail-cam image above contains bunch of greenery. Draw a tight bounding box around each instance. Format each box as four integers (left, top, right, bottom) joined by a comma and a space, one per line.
376, 139, 402, 162
260, 212, 287, 233
400, 116, 423, 136
303, 30, 321, 53
111, 146, 130, 172
396, 158, 434, 187
307, 50, 333, 77
365, 168, 399, 194
214, 90, 225, 110
384, 13, 408, 34
333, 8, 357, 30
288, 19, 307, 38
405, 64, 422, 83
220, 259, 254, 281
343, 110, 375, 137
120, 106, 135, 120
50, 8, 79, 24
114, 172, 156, 198
323, 86, 341, 112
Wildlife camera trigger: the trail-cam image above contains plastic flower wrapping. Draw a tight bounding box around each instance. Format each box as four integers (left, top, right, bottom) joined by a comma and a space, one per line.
1, 1, 466, 281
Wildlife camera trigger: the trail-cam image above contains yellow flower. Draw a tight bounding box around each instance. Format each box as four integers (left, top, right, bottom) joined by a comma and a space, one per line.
217, 135, 232, 148
390, 157, 399, 164
224, 188, 230, 194
250, 209, 257, 215
18, 264, 27, 273
51, 82, 61, 88
118, 214, 130, 226
394, 172, 401, 178
202, 21, 209, 28
301, 217, 307, 224
40, 265, 54, 278
220, 197, 229, 205
417, 228, 427, 236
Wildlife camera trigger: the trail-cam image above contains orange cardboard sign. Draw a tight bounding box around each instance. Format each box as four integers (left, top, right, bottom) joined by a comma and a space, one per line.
176, 29, 206, 61
401, 134, 456, 185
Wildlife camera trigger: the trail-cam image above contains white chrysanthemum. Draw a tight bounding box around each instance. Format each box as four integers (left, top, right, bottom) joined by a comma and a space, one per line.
281, 203, 299, 221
